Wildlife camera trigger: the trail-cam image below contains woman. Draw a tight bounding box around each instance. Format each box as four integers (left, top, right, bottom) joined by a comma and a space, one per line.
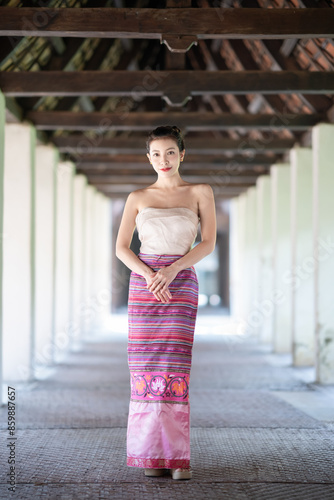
116, 125, 216, 480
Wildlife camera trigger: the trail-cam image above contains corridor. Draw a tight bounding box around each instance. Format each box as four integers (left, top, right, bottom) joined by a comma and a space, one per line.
1, 314, 333, 500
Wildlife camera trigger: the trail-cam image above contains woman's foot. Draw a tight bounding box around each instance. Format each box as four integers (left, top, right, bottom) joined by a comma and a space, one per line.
171, 468, 192, 480
144, 468, 165, 477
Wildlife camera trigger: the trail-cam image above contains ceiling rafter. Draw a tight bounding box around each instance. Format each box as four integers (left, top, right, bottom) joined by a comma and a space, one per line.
2, 70, 333, 102
76, 153, 276, 168
1, 1, 334, 198
52, 135, 295, 154
1, 7, 334, 40
82, 173, 262, 184
25, 110, 326, 131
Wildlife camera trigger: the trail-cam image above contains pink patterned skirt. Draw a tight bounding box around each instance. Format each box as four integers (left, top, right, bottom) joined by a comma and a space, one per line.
127, 253, 199, 469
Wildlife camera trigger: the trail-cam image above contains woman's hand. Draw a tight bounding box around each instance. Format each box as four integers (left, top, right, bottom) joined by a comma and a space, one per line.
145, 265, 178, 303
143, 270, 172, 303
142, 268, 171, 303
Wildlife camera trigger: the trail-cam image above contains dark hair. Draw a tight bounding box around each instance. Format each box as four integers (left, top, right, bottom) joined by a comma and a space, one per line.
146, 125, 185, 153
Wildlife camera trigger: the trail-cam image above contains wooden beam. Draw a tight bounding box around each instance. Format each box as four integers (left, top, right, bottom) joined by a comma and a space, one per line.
25, 111, 325, 131
79, 168, 267, 177
1, 8, 334, 39
53, 135, 294, 154
85, 175, 259, 184
77, 155, 275, 170
2, 72, 334, 106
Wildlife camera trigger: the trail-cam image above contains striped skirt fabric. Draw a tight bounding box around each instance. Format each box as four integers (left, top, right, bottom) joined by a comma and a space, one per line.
127, 253, 199, 469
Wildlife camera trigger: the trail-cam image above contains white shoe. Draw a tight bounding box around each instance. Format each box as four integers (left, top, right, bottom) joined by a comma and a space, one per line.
171, 468, 192, 480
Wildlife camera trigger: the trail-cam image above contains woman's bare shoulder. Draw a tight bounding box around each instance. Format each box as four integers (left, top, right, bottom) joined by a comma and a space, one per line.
127, 186, 152, 201
190, 183, 214, 198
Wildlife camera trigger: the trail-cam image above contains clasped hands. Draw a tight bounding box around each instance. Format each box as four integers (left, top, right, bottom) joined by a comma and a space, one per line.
144, 265, 178, 303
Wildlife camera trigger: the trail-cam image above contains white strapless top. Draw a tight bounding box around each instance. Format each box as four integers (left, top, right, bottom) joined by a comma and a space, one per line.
135, 207, 200, 255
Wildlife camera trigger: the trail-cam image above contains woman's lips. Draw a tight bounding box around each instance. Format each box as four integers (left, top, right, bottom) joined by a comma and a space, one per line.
160, 167, 172, 172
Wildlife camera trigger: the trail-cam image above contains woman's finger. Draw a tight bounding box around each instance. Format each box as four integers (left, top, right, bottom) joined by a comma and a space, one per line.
154, 289, 170, 303
150, 281, 165, 293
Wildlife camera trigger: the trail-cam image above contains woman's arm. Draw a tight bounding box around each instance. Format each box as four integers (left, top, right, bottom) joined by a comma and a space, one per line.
147, 184, 216, 295
115, 191, 172, 302
115, 191, 150, 276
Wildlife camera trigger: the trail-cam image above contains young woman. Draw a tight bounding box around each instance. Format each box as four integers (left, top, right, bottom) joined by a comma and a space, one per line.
116, 125, 216, 480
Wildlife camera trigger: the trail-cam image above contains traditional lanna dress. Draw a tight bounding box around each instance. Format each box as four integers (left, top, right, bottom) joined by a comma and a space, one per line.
127, 207, 199, 469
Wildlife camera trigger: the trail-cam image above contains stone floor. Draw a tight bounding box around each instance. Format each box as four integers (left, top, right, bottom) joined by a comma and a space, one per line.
1, 313, 334, 499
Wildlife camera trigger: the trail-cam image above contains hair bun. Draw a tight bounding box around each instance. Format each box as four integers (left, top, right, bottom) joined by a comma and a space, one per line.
146, 125, 185, 152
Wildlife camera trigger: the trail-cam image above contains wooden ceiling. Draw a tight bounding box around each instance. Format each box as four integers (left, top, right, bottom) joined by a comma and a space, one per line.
1, 0, 334, 199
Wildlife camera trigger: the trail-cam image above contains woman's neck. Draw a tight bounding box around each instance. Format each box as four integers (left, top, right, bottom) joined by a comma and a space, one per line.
155, 173, 185, 189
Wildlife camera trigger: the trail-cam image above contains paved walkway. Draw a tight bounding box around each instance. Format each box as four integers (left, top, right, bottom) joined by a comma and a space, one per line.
1, 313, 334, 499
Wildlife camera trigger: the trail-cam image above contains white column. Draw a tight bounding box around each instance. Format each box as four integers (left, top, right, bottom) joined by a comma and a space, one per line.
92, 194, 112, 333
256, 175, 274, 344
237, 193, 247, 323
290, 148, 315, 366
312, 124, 334, 383
0, 91, 5, 401
244, 187, 259, 338
82, 185, 97, 339
34, 145, 58, 372
229, 198, 241, 319
72, 174, 87, 350
3, 123, 36, 381
271, 163, 292, 353
54, 160, 75, 362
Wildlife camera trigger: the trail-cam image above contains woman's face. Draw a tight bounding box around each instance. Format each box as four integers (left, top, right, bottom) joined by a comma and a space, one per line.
147, 137, 185, 177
